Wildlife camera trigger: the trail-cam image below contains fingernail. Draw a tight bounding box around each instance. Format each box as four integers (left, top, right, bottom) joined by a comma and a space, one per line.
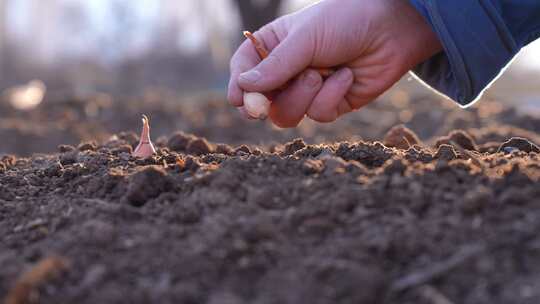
303, 70, 320, 88
239, 70, 262, 84
337, 68, 352, 82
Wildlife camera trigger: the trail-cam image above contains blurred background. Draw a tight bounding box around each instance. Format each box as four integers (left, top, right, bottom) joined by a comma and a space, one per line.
0, 0, 539, 155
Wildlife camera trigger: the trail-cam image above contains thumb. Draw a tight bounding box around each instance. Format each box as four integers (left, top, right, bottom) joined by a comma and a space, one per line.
238, 31, 313, 93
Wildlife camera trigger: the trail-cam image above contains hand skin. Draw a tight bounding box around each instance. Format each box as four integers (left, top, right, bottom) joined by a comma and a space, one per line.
228, 0, 442, 128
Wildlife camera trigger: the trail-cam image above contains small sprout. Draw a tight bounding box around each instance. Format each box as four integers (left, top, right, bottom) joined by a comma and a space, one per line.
132, 114, 156, 158
243, 92, 271, 120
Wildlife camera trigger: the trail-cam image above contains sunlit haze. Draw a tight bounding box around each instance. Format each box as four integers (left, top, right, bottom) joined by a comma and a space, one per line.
5, 0, 539, 71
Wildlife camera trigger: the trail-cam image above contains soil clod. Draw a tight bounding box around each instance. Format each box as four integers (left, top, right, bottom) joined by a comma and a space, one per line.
436, 130, 478, 151
435, 144, 457, 161
168, 131, 196, 152
186, 137, 214, 155
283, 138, 307, 156
497, 137, 540, 153
58, 145, 76, 153
122, 165, 174, 207
77, 142, 97, 152
383, 124, 421, 150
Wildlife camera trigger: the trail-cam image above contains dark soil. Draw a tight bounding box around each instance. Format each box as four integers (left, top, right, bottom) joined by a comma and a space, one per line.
1, 93, 540, 304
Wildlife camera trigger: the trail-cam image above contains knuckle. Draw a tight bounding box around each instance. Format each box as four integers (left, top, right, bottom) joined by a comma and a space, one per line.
302, 70, 323, 89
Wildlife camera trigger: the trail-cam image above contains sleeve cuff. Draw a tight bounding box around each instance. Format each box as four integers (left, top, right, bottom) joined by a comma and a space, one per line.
408, 0, 520, 106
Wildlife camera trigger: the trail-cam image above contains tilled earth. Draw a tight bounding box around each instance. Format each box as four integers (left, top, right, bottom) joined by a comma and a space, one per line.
1, 93, 540, 304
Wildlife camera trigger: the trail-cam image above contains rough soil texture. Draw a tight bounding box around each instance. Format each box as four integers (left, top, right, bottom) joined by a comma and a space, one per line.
1, 93, 540, 304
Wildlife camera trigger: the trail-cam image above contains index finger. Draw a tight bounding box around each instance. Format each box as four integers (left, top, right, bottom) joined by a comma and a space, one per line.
227, 27, 281, 107
227, 39, 262, 107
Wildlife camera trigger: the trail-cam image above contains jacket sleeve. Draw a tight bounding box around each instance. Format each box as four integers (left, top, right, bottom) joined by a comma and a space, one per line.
408, 0, 540, 107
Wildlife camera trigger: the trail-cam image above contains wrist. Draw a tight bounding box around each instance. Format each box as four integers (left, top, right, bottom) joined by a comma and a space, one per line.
386, 0, 443, 71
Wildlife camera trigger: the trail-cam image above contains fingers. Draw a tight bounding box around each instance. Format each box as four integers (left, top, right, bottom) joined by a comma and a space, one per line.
228, 26, 281, 107
269, 69, 323, 128
337, 99, 354, 116
228, 76, 245, 107
228, 39, 263, 107
238, 30, 314, 93
307, 68, 354, 122
346, 86, 382, 110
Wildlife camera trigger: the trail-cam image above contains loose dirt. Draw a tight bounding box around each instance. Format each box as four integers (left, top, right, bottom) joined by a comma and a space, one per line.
1, 93, 540, 304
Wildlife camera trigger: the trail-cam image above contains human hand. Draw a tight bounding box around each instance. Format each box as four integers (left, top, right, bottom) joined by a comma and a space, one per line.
228, 0, 442, 127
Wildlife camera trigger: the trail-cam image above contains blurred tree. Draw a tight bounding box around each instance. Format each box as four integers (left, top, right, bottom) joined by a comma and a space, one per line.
0, 0, 5, 84
233, 0, 283, 31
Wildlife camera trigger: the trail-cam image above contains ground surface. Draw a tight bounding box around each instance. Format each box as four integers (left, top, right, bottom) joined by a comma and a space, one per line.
1, 93, 540, 304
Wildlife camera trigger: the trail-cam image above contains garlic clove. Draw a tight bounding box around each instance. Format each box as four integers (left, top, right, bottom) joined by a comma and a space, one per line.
132, 114, 157, 158
243, 92, 271, 120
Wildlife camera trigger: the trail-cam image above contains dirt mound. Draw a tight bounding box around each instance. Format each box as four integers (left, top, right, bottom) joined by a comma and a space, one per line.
1, 127, 540, 304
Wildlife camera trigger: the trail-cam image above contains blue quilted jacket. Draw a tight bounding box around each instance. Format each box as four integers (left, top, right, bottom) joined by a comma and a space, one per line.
409, 0, 540, 106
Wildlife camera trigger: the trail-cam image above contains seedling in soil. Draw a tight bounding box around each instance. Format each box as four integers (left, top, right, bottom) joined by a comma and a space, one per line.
132, 114, 156, 158
242, 31, 335, 120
